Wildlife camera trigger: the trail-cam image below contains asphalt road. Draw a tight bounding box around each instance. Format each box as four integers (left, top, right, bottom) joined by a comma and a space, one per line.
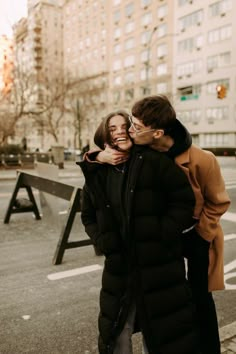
0, 157, 235, 354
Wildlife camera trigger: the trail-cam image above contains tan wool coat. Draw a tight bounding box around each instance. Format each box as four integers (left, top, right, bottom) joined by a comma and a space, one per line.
175, 144, 231, 291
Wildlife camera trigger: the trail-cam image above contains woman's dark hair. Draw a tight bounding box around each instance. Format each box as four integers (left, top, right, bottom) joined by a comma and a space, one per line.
131, 95, 176, 132
94, 110, 130, 149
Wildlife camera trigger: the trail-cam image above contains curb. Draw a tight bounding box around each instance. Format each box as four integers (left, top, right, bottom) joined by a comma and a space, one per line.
220, 321, 236, 342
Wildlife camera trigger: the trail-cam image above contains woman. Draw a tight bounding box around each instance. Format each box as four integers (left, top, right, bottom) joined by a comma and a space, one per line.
78, 110, 201, 354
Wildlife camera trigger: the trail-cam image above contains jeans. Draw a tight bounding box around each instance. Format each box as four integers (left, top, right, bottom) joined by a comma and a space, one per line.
113, 305, 149, 354
182, 229, 221, 354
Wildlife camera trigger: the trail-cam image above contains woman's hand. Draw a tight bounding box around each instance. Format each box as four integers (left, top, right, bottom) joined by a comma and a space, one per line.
96, 145, 129, 165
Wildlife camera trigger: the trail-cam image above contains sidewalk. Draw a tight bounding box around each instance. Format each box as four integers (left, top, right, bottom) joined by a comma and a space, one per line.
0, 160, 82, 181
220, 321, 236, 353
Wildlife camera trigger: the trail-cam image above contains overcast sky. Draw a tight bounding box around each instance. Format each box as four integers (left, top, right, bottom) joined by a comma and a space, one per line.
0, 0, 27, 37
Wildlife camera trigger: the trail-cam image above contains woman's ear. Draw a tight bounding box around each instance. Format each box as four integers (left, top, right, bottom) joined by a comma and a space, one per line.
153, 129, 165, 140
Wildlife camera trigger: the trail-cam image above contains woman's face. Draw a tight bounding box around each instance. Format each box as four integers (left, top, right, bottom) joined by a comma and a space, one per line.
108, 115, 133, 151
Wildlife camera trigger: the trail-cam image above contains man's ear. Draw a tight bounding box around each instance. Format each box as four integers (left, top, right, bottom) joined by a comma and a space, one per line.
153, 129, 165, 140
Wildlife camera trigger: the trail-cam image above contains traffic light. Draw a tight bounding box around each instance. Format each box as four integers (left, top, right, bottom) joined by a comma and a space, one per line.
216, 84, 227, 99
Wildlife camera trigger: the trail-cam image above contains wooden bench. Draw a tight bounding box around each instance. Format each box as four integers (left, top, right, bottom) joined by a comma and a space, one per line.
4, 170, 91, 264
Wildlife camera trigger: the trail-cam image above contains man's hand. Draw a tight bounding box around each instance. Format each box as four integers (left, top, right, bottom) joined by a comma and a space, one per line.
96, 145, 129, 165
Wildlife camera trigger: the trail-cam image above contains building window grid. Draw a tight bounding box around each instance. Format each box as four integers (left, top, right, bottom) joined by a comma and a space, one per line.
178, 109, 201, 124
177, 59, 203, 77
207, 52, 231, 71
157, 43, 167, 58
209, 0, 232, 17
157, 4, 168, 19
208, 25, 232, 44
157, 82, 168, 94
179, 10, 203, 32
157, 63, 168, 76
204, 133, 228, 146
141, 12, 152, 26
206, 107, 228, 122
125, 3, 134, 17
207, 79, 229, 94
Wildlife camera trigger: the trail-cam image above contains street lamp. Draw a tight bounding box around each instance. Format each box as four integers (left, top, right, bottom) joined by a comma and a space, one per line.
145, 26, 158, 94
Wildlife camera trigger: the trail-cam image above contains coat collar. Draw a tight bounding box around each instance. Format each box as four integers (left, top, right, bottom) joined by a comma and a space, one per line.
175, 147, 191, 166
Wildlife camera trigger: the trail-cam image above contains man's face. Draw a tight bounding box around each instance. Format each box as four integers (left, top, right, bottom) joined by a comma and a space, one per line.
128, 115, 155, 145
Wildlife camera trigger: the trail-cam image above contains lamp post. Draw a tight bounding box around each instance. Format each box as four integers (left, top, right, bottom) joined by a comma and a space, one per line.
145, 26, 158, 94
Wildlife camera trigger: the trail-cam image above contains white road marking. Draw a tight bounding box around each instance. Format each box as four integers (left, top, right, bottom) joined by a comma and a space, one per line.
47, 264, 102, 281
224, 260, 236, 290
221, 212, 236, 222
224, 260, 236, 274
224, 234, 236, 241
226, 185, 236, 190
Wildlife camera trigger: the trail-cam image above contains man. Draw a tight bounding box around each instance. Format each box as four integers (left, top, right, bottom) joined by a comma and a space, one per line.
87, 95, 230, 354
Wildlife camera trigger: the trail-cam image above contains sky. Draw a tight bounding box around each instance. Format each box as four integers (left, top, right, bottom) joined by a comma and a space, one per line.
0, 0, 27, 37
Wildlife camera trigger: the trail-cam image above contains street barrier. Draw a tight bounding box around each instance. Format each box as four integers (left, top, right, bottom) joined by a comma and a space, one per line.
0, 153, 53, 168
4, 170, 92, 264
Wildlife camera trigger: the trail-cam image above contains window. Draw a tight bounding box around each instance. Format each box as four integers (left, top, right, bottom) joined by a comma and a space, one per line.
125, 71, 135, 84
141, 49, 148, 62
141, 30, 151, 45
125, 88, 134, 102
177, 109, 201, 124
113, 90, 121, 104
206, 107, 228, 123
142, 12, 152, 26
157, 23, 167, 38
203, 133, 228, 146
125, 37, 134, 50
179, 10, 203, 32
157, 82, 167, 94
124, 55, 135, 67
114, 10, 121, 23
140, 68, 152, 80
157, 4, 168, 19
178, 85, 201, 100
209, 0, 232, 17
207, 52, 230, 72
176, 59, 203, 77
114, 28, 121, 39
125, 3, 134, 17
141, 0, 151, 7
125, 21, 135, 33
178, 34, 203, 53
208, 25, 232, 44
207, 79, 229, 94
114, 43, 121, 54
113, 59, 121, 71
114, 76, 122, 85
157, 43, 167, 58
157, 63, 167, 76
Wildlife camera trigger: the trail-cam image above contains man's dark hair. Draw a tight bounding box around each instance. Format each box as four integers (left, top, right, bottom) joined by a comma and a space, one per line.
94, 110, 130, 149
131, 95, 176, 132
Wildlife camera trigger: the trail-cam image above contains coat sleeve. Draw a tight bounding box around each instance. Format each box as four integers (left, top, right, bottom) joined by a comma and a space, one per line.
156, 155, 196, 243
195, 154, 230, 241
81, 185, 121, 256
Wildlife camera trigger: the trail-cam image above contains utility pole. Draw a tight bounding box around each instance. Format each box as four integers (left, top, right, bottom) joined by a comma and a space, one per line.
145, 26, 158, 94
76, 99, 82, 150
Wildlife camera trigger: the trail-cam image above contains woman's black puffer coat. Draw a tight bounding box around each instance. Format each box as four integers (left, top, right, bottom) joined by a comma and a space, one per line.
79, 145, 201, 354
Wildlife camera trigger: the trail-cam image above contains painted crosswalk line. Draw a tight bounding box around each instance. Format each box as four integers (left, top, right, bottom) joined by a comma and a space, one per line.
47, 264, 102, 280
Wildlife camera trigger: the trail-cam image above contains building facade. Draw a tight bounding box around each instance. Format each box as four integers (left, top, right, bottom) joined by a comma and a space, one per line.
173, 0, 236, 151
2, 0, 235, 152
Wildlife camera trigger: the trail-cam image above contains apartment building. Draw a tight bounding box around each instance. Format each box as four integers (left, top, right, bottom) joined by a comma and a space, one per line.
62, 0, 175, 148
11, 0, 65, 150
0, 35, 13, 95
7, 0, 235, 151
173, 0, 236, 150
